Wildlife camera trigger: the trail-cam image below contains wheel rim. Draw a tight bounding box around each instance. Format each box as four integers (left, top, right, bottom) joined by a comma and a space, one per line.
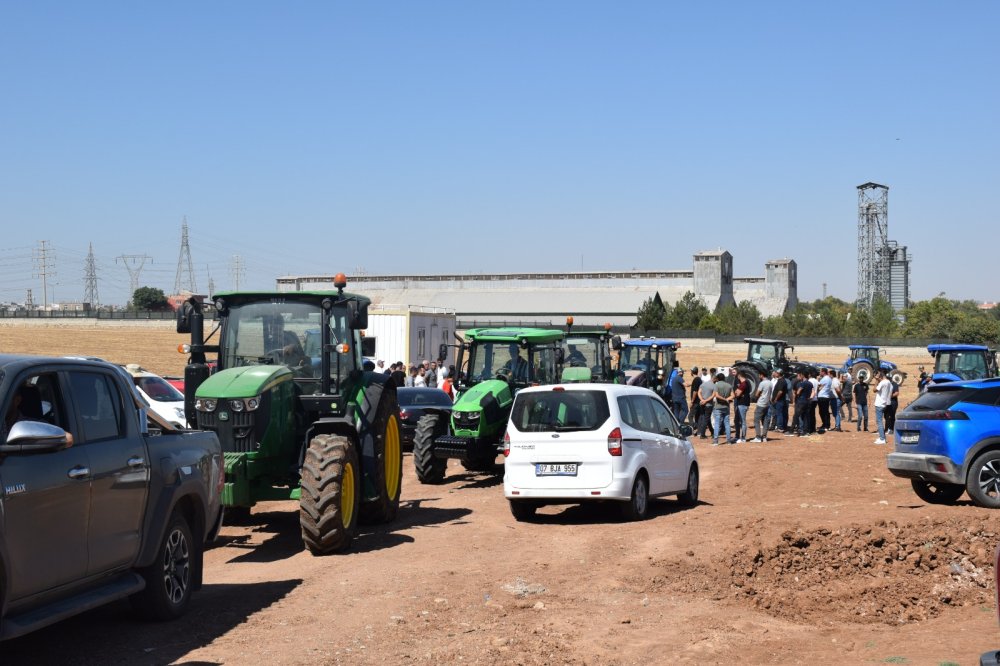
635, 478, 648, 515
978, 460, 1000, 498
856, 367, 870, 382
384, 414, 401, 501
341, 461, 356, 527
161, 527, 190, 605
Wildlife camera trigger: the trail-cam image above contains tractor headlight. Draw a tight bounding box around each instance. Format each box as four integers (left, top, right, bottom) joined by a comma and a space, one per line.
195, 398, 217, 412
245, 396, 261, 411
230, 399, 245, 412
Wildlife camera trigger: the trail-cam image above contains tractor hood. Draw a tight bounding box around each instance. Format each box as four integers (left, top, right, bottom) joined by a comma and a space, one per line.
196, 365, 294, 399
454, 378, 513, 413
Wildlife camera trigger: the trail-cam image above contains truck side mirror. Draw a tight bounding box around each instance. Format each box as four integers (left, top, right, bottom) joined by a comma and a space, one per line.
176, 301, 194, 334
0, 421, 72, 454
361, 337, 377, 357
347, 301, 369, 330
611, 335, 622, 351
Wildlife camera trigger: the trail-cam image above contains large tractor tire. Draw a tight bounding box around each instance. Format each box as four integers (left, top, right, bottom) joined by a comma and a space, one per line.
850, 363, 874, 384
413, 413, 448, 484
889, 369, 907, 386
300, 434, 360, 555
733, 364, 759, 396
359, 388, 403, 525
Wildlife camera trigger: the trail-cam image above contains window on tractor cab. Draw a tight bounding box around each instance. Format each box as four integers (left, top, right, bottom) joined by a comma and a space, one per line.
620, 346, 652, 372
509, 390, 610, 432
528, 346, 558, 384
563, 337, 600, 369
749, 343, 776, 364
222, 301, 321, 372
936, 351, 988, 379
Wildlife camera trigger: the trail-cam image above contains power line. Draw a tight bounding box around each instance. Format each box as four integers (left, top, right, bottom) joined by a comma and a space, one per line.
117, 254, 153, 297
84, 242, 100, 308
173, 217, 197, 294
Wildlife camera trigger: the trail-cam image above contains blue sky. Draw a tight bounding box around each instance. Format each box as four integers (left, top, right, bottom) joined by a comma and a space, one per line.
1, 2, 997, 306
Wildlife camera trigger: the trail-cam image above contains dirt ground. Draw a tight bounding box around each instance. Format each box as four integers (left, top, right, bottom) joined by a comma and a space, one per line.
2, 324, 998, 665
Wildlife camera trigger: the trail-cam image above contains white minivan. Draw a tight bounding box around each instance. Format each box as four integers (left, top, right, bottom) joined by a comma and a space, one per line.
503, 383, 699, 521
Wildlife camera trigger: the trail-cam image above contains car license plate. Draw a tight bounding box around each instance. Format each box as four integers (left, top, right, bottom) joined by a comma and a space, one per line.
898, 431, 919, 444
535, 463, 578, 476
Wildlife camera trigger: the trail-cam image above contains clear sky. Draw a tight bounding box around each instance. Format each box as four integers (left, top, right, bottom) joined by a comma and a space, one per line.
1, 2, 997, 307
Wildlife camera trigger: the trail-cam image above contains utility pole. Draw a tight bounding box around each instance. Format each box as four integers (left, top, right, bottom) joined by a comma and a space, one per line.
173, 217, 197, 294
230, 255, 245, 291
206, 264, 216, 297
32, 240, 55, 310
117, 254, 152, 300
83, 242, 100, 309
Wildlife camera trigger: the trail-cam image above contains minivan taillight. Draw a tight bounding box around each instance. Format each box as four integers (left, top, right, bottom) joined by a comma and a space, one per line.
608, 427, 622, 456
503, 430, 510, 457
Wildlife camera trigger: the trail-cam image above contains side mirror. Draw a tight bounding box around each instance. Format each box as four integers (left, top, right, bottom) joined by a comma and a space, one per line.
1, 421, 72, 454
438, 343, 448, 363
611, 335, 622, 351
679, 424, 693, 439
361, 337, 377, 357
347, 300, 369, 330
176, 301, 194, 334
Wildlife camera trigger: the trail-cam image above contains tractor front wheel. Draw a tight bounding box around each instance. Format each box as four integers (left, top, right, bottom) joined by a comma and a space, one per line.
300, 434, 360, 555
414, 413, 448, 484
851, 363, 874, 384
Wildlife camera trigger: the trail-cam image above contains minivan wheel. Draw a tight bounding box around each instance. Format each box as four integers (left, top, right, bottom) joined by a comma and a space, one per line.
620, 473, 649, 521
678, 464, 699, 506
911, 479, 964, 504
509, 500, 538, 522
966, 450, 1000, 508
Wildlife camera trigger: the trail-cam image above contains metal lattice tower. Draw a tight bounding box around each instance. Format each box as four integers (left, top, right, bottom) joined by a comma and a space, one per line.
83, 242, 100, 308
32, 240, 56, 310
230, 255, 245, 291
173, 217, 197, 294
206, 264, 216, 297
857, 182, 890, 308
117, 254, 152, 298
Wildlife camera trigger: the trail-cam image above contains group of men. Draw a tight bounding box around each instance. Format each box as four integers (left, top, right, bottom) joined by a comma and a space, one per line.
370, 359, 455, 397
667, 364, 901, 446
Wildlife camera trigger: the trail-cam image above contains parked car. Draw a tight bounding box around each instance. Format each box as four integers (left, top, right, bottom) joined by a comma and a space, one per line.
397, 387, 453, 449
886, 377, 1000, 508
982, 542, 1000, 665
503, 383, 699, 521
124, 364, 188, 428
0, 354, 224, 639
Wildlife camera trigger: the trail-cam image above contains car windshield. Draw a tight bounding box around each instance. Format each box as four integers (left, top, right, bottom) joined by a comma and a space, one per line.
134, 376, 184, 402
398, 389, 453, 407
510, 390, 610, 432
935, 351, 989, 380
562, 337, 601, 370
220, 300, 357, 384
466, 342, 557, 385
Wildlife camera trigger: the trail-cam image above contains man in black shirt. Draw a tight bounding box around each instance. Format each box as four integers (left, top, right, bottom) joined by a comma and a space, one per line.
770, 370, 789, 434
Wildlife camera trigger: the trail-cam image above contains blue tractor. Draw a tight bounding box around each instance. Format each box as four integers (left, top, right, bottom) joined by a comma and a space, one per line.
842, 345, 906, 385
613, 337, 680, 399
927, 344, 998, 384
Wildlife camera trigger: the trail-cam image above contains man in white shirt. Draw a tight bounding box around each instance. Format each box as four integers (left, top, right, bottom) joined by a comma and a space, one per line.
873, 370, 893, 444
830, 372, 843, 431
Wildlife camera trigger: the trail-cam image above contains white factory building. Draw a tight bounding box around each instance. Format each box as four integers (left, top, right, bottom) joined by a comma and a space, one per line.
276, 250, 798, 328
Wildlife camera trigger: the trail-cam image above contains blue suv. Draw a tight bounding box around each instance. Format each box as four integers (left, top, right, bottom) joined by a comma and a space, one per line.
887, 378, 1000, 508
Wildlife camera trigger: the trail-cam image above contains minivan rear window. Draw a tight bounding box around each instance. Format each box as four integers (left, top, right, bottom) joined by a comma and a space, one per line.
510, 390, 610, 432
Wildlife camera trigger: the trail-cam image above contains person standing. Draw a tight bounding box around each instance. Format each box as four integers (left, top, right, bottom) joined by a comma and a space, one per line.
830, 371, 843, 432
390, 362, 406, 388
415, 365, 428, 387
771, 369, 789, 434
689, 366, 702, 427
816, 367, 832, 433
854, 376, 869, 432
733, 371, 751, 443
885, 378, 900, 435
426, 361, 439, 389
808, 369, 820, 435
439, 367, 454, 399
751, 369, 773, 442
671, 366, 688, 424
873, 370, 892, 444
793, 370, 813, 436
840, 372, 854, 424
710, 372, 734, 446
405, 365, 417, 387
697, 371, 716, 439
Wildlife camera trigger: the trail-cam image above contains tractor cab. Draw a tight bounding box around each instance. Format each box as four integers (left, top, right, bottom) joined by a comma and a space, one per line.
614, 338, 680, 396
558, 318, 614, 383
928, 344, 999, 384
849, 345, 881, 364
459, 329, 564, 389
744, 338, 791, 374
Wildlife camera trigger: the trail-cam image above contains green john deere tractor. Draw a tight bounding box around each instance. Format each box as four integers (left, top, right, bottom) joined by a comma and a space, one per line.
559, 317, 615, 383
177, 278, 401, 555
412, 327, 565, 484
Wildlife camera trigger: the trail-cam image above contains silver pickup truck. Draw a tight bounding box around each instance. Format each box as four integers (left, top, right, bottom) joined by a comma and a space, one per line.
0, 355, 224, 639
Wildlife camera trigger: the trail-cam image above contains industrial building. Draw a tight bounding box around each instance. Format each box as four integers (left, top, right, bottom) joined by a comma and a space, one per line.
276, 251, 798, 328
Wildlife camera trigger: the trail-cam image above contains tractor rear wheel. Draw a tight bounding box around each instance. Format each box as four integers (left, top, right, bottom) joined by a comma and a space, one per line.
851, 363, 873, 384
889, 370, 906, 386
359, 389, 403, 525
300, 434, 360, 555
733, 364, 759, 396
413, 413, 448, 484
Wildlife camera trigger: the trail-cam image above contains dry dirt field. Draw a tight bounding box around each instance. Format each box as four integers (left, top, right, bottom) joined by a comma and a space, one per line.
2, 323, 998, 665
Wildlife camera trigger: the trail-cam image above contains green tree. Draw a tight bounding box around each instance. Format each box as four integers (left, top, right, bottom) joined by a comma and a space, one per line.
131, 286, 169, 311
635, 296, 666, 331
667, 291, 711, 330
869, 295, 899, 337
716, 300, 763, 335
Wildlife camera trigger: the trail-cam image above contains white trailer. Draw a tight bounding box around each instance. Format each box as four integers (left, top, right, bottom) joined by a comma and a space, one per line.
365, 305, 457, 370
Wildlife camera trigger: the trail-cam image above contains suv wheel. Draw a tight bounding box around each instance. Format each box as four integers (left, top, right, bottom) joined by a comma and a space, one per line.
620, 473, 649, 521
910, 479, 964, 504
967, 450, 1000, 508
131, 510, 196, 619
509, 500, 538, 522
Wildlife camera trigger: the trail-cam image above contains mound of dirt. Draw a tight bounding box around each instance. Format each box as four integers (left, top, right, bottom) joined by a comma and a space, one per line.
728, 518, 998, 625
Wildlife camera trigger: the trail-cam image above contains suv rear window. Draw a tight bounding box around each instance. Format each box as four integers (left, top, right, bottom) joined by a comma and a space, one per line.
510, 390, 610, 432
900, 387, 972, 415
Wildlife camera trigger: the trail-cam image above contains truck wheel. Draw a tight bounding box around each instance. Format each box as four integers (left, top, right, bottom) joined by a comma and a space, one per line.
851, 363, 873, 384
509, 500, 538, 522
131, 510, 196, 620
300, 434, 360, 554
359, 390, 403, 525
966, 450, 1000, 509
677, 464, 699, 506
620, 473, 649, 521
413, 413, 448, 484
910, 479, 964, 504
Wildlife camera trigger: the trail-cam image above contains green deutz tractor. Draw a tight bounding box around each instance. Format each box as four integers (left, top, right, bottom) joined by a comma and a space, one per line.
559, 317, 615, 383
412, 327, 565, 484
176, 279, 402, 555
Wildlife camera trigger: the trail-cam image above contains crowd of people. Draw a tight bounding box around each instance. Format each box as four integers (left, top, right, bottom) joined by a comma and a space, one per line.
365, 358, 456, 398
667, 363, 902, 446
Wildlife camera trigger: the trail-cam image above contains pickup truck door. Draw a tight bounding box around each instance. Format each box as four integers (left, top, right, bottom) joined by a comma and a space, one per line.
1, 371, 91, 601
66, 370, 149, 575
